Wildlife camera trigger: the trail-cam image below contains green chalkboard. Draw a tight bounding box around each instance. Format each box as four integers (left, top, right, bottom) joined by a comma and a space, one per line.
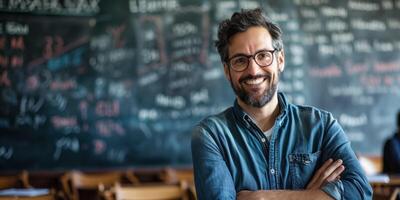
1, 0, 400, 170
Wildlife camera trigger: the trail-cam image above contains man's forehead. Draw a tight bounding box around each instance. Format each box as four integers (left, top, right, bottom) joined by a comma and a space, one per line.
228, 26, 273, 55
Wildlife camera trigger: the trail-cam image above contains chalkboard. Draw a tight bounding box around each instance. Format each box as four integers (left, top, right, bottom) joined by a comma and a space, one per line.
1, 0, 400, 170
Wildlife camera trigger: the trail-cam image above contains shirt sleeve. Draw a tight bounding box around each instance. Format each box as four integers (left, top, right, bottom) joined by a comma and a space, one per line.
321, 113, 373, 200
191, 124, 236, 200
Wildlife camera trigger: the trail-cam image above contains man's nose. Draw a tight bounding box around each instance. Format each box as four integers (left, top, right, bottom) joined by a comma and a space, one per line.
245, 57, 262, 75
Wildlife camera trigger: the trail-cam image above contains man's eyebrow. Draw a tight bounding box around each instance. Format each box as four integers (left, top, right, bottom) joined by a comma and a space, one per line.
229, 48, 270, 58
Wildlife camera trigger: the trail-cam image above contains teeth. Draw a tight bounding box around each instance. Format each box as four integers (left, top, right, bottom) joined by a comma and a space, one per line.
244, 78, 264, 85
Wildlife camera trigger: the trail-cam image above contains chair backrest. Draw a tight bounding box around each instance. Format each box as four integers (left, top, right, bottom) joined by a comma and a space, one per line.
188, 185, 196, 200
0, 171, 30, 189
128, 168, 178, 185
61, 171, 122, 200
71, 171, 121, 189
373, 187, 400, 200
0, 194, 54, 200
114, 182, 188, 200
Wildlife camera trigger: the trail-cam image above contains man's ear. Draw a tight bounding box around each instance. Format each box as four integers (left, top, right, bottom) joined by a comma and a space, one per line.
278, 50, 285, 72
223, 63, 231, 81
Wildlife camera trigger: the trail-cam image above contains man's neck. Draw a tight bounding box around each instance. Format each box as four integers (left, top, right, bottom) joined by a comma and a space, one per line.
237, 92, 280, 132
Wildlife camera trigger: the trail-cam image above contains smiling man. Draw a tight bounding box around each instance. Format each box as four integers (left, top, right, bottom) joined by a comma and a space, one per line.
191, 8, 372, 200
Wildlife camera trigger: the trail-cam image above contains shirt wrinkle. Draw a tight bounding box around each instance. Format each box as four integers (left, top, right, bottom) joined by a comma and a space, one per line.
192, 92, 372, 200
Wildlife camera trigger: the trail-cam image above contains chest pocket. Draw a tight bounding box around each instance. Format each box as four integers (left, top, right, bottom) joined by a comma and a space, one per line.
288, 151, 321, 189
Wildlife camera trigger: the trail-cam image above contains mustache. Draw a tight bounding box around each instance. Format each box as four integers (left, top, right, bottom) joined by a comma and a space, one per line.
239, 74, 271, 84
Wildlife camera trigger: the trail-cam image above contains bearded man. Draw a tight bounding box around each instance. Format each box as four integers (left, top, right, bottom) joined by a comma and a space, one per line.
191, 8, 372, 200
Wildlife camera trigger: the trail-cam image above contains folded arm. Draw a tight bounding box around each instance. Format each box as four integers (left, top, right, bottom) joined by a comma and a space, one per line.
237, 114, 373, 200
237, 189, 333, 200
237, 158, 344, 200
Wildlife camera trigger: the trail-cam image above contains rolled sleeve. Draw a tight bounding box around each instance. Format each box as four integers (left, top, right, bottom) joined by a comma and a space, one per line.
321, 180, 343, 200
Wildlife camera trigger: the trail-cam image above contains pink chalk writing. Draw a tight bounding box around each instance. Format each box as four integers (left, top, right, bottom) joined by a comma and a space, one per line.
51, 116, 77, 128
360, 75, 381, 87
29, 36, 88, 69
346, 63, 369, 75
10, 56, 23, 68
50, 80, 77, 90
0, 71, 11, 87
384, 76, 394, 86
10, 36, 24, 50
95, 120, 125, 137
309, 65, 342, 78
0, 37, 5, 49
0, 55, 8, 67
95, 100, 120, 117
26, 75, 40, 91
79, 101, 88, 120
374, 61, 400, 73
93, 139, 106, 154
43, 36, 64, 59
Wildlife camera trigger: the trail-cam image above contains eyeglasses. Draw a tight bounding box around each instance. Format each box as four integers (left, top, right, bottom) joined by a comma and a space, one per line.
227, 49, 277, 72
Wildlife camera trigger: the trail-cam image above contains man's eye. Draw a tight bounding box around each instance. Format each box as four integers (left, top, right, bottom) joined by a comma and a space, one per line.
233, 57, 247, 65
256, 52, 269, 60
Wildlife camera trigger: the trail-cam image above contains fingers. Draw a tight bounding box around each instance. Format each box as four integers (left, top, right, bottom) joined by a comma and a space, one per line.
326, 165, 345, 182
236, 190, 253, 200
306, 158, 345, 190
314, 159, 344, 186
314, 158, 334, 180
307, 159, 333, 189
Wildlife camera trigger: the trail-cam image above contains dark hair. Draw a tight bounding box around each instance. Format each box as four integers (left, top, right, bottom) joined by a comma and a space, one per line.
215, 8, 283, 63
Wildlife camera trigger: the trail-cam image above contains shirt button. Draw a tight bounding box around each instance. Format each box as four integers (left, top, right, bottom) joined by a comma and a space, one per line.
270, 169, 275, 174
261, 138, 266, 143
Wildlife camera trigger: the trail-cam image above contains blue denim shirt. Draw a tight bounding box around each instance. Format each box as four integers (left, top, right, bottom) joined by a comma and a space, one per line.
191, 92, 372, 200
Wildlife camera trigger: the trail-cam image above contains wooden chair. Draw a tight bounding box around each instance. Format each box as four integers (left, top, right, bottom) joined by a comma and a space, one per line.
159, 168, 179, 185
61, 171, 123, 200
26, 171, 66, 200
373, 187, 400, 200
0, 171, 31, 189
188, 185, 196, 200
114, 181, 188, 200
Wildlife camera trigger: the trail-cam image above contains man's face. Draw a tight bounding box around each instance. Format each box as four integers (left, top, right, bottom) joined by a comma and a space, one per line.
224, 26, 284, 108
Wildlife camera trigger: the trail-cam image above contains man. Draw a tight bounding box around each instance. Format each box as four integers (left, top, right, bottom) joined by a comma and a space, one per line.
383, 111, 400, 174
191, 8, 372, 200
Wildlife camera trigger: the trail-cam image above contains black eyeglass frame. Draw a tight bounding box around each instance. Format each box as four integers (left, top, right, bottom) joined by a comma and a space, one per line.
226, 49, 278, 72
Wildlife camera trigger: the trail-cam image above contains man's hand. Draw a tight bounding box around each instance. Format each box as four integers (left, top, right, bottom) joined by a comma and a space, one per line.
236, 158, 344, 200
237, 190, 267, 200
306, 158, 345, 189
237, 190, 332, 200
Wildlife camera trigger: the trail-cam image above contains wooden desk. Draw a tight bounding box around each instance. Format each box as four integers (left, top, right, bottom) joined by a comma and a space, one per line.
369, 175, 400, 200
370, 175, 400, 186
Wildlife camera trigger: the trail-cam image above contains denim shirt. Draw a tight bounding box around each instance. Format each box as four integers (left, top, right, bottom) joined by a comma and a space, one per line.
191, 92, 372, 200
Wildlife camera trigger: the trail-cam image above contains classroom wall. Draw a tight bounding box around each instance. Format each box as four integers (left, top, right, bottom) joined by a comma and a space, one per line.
0, 0, 400, 170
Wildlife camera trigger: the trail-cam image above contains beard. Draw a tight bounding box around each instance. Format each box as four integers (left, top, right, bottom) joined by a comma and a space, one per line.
229, 73, 278, 108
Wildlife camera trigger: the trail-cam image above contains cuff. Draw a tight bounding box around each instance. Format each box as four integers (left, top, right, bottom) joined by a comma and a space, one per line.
321, 180, 343, 200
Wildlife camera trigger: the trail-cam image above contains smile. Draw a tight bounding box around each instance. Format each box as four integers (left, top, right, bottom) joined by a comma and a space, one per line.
243, 77, 266, 85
